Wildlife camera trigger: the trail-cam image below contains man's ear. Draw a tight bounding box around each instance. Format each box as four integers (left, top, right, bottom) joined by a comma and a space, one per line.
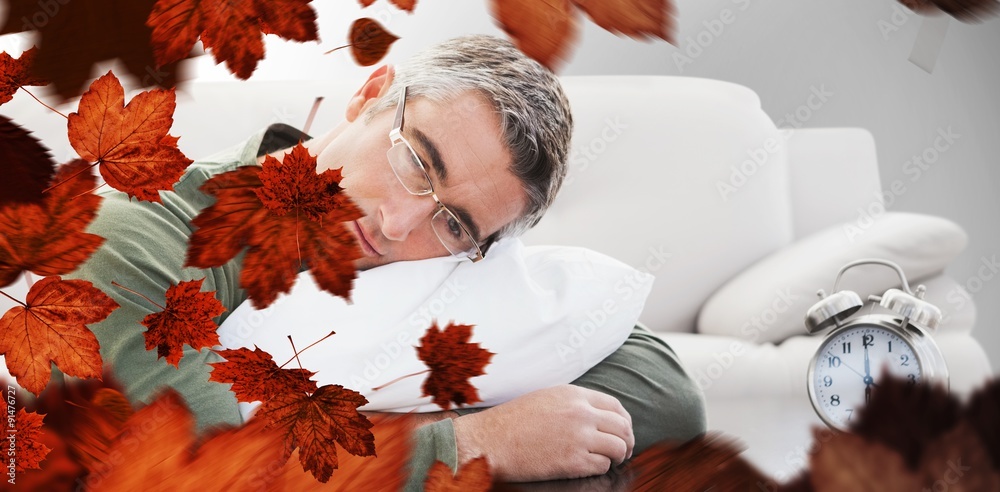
345, 64, 395, 122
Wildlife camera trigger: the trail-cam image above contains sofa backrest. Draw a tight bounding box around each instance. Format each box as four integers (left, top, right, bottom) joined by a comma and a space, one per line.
520, 76, 795, 333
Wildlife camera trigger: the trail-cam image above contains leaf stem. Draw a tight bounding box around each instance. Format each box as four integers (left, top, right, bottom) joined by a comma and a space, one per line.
323, 44, 352, 55
20, 87, 68, 119
372, 369, 430, 392
111, 281, 165, 311
0, 289, 26, 307
287, 335, 304, 371
41, 161, 100, 195
277, 330, 336, 370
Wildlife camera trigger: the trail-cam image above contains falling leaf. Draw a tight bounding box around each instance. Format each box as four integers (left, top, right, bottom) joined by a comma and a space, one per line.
209, 345, 318, 403
424, 457, 493, 492
67, 71, 193, 202
147, 0, 318, 80
966, 379, 1000, 469
0, 46, 48, 106
570, 0, 676, 43
389, 0, 418, 11
0, 115, 56, 206
255, 384, 376, 482
87, 389, 287, 491
275, 414, 416, 490
0, 0, 190, 100
916, 421, 1000, 491
810, 430, 922, 492
626, 433, 767, 491
899, 0, 999, 21
416, 321, 494, 410
140, 278, 226, 367
0, 276, 118, 394
61, 389, 133, 474
0, 392, 51, 472
349, 18, 399, 66
186, 142, 362, 309
0, 160, 104, 288
490, 0, 579, 70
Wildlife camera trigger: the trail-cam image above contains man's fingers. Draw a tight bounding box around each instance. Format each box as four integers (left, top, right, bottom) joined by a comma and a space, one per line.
595, 410, 635, 461
584, 389, 632, 425
588, 431, 629, 468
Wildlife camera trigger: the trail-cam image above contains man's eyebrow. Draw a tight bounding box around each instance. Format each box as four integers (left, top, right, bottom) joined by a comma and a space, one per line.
410, 128, 483, 243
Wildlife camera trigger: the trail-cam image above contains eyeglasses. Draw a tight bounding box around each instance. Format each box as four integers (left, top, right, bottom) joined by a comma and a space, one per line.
386, 86, 485, 262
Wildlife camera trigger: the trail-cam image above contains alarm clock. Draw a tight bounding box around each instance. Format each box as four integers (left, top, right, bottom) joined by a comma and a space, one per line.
804, 258, 949, 430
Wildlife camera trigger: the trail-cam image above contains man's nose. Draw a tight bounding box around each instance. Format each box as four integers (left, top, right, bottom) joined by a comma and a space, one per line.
379, 191, 437, 242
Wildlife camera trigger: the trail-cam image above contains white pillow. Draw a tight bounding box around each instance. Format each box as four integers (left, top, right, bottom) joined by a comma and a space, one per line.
697, 212, 967, 344
216, 238, 654, 415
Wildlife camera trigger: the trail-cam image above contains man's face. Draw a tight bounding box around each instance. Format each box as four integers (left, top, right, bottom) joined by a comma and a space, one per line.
314, 91, 528, 271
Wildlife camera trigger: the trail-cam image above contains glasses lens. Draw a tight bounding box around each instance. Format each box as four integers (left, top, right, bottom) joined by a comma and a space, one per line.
432, 207, 478, 258
387, 142, 432, 195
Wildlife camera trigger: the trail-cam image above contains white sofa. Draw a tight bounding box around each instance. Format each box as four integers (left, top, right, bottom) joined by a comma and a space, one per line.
1, 75, 992, 482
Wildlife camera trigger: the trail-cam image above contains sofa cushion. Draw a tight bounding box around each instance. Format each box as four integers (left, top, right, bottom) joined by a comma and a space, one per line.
697, 212, 969, 344
522, 76, 794, 334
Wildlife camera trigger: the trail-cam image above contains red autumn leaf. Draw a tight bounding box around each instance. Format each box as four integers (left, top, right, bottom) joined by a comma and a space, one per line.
0, 159, 104, 288
209, 346, 318, 403
356, 0, 417, 11
490, 0, 579, 70
186, 142, 362, 309
0, 0, 190, 101
0, 46, 48, 106
255, 384, 376, 483
347, 18, 400, 67
86, 389, 287, 491
570, 0, 676, 44
139, 278, 226, 367
275, 414, 416, 490
67, 71, 193, 202
425, 457, 493, 492
900, 0, 999, 21
416, 321, 494, 410
625, 433, 767, 491
147, 0, 318, 80
61, 388, 134, 475
0, 115, 56, 206
811, 430, 922, 492
0, 276, 118, 394
0, 391, 50, 472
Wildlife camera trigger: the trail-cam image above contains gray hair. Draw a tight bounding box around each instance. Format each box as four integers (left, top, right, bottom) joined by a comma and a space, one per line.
364, 34, 572, 244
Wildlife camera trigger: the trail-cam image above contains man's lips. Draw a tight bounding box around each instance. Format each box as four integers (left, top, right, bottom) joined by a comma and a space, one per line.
351, 221, 382, 257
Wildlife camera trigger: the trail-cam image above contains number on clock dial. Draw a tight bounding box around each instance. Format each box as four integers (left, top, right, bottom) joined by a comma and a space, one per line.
812, 326, 921, 428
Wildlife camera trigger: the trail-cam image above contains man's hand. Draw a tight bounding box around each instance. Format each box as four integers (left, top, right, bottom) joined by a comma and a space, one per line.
451, 384, 634, 483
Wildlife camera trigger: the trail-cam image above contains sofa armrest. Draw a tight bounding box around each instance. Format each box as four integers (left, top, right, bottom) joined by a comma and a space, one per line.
784, 128, 884, 240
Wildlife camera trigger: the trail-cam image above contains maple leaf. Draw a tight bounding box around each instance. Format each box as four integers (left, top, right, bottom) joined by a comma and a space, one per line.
357, 0, 417, 11
348, 18, 400, 67
0, 0, 190, 101
67, 71, 193, 202
147, 0, 318, 80
255, 384, 376, 483
966, 378, 1000, 469
571, 0, 676, 44
626, 433, 767, 491
425, 457, 493, 492
87, 389, 287, 491
0, 390, 51, 472
140, 278, 226, 367
490, 0, 580, 70
61, 388, 134, 475
0, 159, 104, 288
416, 321, 494, 410
0, 276, 118, 394
810, 430, 922, 491
0, 115, 56, 207
0, 46, 48, 106
209, 346, 318, 403
186, 142, 362, 309
275, 414, 416, 490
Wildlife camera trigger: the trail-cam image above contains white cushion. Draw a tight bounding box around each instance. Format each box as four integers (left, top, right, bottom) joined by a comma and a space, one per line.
697, 212, 968, 344
216, 238, 653, 415
523, 76, 794, 334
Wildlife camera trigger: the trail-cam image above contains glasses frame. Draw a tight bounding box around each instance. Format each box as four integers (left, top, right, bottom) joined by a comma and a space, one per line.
387, 86, 485, 262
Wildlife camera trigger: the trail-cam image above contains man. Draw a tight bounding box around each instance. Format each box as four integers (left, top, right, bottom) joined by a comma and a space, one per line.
65, 35, 705, 486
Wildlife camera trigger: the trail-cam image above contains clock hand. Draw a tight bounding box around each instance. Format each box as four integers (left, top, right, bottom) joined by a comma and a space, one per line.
864, 344, 871, 380
865, 384, 872, 404
828, 351, 867, 381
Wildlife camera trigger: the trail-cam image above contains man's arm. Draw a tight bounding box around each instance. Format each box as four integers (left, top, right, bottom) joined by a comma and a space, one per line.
403, 325, 707, 487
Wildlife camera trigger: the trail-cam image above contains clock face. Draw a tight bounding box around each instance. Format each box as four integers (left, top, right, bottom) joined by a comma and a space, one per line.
810, 324, 921, 429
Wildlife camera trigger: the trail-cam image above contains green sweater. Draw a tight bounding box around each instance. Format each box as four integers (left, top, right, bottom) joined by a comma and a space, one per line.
62, 126, 706, 489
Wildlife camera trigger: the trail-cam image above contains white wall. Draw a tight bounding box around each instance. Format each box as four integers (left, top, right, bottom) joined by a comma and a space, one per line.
2, 0, 997, 372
